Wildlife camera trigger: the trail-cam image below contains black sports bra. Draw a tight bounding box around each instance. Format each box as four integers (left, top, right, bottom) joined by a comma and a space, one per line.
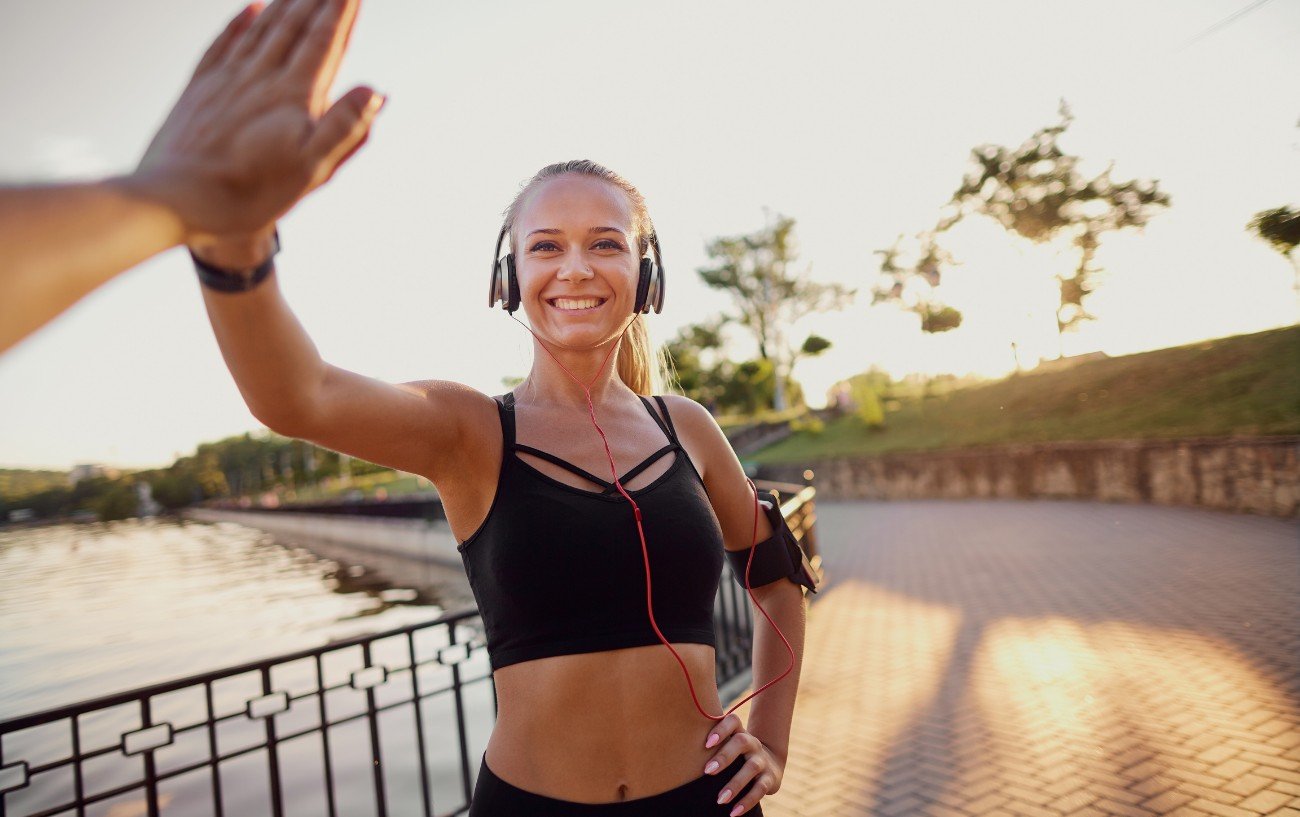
457, 392, 725, 672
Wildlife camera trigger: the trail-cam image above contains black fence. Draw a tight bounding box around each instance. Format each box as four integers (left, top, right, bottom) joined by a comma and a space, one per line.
0, 480, 822, 817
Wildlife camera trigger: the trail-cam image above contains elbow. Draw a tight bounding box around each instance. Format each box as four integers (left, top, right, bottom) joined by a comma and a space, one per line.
249, 399, 314, 439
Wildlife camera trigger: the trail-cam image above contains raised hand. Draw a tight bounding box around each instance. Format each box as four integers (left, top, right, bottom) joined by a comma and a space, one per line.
124, 0, 383, 253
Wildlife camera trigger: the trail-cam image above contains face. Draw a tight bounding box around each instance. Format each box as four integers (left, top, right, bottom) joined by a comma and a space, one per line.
512, 174, 641, 348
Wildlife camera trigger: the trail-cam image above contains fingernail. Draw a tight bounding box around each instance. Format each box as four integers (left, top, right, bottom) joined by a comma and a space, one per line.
717, 788, 731, 805
731, 805, 744, 816
705, 733, 719, 748
705, 760, 719, 774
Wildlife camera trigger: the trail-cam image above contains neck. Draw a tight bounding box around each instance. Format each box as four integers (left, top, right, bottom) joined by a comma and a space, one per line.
516, 334, 631, 409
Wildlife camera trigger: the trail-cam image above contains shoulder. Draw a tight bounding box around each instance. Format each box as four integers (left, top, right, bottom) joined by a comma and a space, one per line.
656, 394, 729, 480
657, 393, 717, 429
394, 380, 502, 482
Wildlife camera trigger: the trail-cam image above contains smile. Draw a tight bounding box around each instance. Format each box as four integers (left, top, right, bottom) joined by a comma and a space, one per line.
547, 297, 608, 312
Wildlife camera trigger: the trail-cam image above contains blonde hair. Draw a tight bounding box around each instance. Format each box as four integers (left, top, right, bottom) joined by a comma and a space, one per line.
502, 160, 672, 396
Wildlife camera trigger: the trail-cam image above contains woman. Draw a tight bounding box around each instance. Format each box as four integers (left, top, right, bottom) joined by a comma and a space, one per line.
194, 160, 809, 816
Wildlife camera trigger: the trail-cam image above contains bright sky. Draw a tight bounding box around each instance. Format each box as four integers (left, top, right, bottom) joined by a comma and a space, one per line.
1, 0, 1297, 471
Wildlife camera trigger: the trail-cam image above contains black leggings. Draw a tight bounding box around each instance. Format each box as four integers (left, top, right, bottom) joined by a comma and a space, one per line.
467, 751, 766, 816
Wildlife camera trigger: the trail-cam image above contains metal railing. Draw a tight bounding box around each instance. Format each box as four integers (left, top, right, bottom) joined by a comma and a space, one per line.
0, 480, 821, 817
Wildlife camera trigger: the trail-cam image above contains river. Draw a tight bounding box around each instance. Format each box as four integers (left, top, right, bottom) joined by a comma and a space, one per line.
1, 516, 494, 817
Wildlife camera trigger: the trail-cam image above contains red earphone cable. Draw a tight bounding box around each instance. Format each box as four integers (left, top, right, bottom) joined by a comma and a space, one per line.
508, 312, 797, 722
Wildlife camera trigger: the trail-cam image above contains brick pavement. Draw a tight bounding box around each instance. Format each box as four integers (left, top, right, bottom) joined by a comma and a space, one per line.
730, 499, 1300, 817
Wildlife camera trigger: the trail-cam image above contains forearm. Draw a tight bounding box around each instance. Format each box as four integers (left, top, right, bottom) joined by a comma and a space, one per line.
198, 261, 327, 429
744, 581, 808, 767
0, 179, 182, 354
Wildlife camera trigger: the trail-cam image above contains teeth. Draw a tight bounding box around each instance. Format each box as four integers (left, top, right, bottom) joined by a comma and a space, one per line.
552, 298, 603, 311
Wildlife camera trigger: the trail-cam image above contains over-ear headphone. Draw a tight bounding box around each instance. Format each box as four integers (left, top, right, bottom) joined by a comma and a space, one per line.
489, 225, 666, 315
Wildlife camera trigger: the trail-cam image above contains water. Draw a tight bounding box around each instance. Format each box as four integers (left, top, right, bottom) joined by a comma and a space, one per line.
0, 517, 474, 721
0, 517, 498, 817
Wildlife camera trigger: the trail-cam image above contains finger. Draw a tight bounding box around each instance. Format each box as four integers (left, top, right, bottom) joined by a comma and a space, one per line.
304, 86, 384, 188
280, 0, 357, 108
192, 3, 261, 79
229, 0, 297, 61
704, 714, 740, 749
254, 0, 323, 69
311, 0, 360, 108
717, 755, 764, 811
727, 772, 772, 816
281, 0, 347, 97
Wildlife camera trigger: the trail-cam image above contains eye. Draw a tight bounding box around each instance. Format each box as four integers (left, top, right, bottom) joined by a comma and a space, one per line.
528, 240, 560, 252
593, 239, 626, 251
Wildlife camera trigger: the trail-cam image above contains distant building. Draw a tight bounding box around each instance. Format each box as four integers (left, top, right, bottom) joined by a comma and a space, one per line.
68, 463, 121, 485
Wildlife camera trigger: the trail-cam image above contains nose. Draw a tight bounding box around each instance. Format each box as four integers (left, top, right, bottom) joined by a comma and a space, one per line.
555, 250, 594, 284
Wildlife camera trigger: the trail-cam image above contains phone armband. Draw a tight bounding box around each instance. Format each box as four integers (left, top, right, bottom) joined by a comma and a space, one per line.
724, 490, 820, 594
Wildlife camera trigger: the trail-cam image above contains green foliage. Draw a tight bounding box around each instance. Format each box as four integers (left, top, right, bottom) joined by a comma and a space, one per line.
849, 377, 887, 428
872, 235, 962, 333
94, 479, 139, 522
788, 415, 825, 435
1246, 206, 1300, 255
0, 468, 66, 500
941, 100, 1171, 337
919, 304, 962, 333
696, 213, 855, 410
799, 334, 831, 357
663, 316, 730, 407
750, 325, 1300, 464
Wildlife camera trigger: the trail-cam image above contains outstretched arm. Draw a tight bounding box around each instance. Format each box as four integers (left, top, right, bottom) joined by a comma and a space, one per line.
0, 0, 382, 355
0, 179, 183, 354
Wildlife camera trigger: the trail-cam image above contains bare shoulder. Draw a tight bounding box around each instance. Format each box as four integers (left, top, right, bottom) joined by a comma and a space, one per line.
657, 394, 728, 482
389, 379, 502, 485
657, 393, 773, 552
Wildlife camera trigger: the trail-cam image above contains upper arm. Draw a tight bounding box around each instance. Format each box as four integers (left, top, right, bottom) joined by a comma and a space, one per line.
660, 394, 776, 553
268, 365, 491, 486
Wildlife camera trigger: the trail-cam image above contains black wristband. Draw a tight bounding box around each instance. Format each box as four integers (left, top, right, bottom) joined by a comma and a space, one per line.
190, 230, 281, 292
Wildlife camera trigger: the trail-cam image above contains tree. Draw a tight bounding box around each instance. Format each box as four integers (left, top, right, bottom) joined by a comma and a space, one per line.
663, 316, 730, 409
871, 233, 964, 333
1247, 205, 1300, 317
697, 213, 855, 410
939, 100, 1171, 356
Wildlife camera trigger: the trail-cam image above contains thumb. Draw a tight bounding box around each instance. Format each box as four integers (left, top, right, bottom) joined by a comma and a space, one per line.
305, 86, 386, 188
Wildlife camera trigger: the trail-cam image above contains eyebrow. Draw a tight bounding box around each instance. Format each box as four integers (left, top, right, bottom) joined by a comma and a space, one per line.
525, 227, 627, 239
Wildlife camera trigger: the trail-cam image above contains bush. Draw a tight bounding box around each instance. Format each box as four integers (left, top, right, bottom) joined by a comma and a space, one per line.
789, 415, 825, 435
850, 380, 886, 428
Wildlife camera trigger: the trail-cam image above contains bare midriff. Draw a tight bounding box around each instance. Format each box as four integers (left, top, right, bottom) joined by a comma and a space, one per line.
484, 641, 726, 803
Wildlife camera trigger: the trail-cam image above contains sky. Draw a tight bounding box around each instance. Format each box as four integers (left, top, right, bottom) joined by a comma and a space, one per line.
1, 0, 1297, 471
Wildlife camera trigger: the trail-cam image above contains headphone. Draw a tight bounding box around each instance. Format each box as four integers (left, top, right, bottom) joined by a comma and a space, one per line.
489, 225, 666, 315
487, 217, 796, 726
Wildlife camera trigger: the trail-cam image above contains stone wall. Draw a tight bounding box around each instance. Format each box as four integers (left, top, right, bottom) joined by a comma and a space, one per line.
755, 436, 1300, 518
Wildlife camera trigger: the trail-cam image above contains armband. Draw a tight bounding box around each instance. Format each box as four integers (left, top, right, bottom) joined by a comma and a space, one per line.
724, 490, 820, 594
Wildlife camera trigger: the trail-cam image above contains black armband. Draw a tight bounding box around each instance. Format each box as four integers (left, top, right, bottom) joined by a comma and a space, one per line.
725, 490, 819, 594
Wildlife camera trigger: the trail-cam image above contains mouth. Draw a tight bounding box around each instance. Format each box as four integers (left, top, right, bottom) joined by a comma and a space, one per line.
546, 297, 609, 313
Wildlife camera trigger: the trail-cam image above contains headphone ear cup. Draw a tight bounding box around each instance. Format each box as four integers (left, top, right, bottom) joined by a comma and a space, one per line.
505, 255, 520, 313
648, 259, 664, 314
635, 257, 653, 314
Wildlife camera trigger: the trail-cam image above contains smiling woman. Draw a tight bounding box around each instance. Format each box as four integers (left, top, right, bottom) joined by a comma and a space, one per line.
191, 154, 806, 816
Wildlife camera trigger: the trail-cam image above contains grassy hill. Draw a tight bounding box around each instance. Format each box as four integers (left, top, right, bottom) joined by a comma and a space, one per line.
751, 325, 1300, 464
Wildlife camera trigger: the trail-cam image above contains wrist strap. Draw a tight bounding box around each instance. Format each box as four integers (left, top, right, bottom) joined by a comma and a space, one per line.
190, 230, 281, 292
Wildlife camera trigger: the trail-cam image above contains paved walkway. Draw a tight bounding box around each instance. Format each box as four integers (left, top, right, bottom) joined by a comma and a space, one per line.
731, 499, 1300, 817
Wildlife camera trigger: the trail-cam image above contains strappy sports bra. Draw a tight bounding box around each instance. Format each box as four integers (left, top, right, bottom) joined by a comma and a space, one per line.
456, 392, 726, 672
